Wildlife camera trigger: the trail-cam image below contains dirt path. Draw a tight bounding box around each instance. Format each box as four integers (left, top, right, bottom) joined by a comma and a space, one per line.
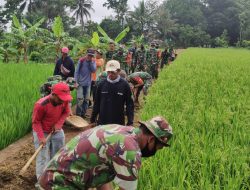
0, 105, 141, 190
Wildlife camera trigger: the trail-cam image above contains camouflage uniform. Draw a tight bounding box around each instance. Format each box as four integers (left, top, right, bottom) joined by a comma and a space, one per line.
134, 49, 146, 72
38, 124, 141, 190
128, 72, 152, 99
113, 48, 129, 74
128, 72, 152, 90
145, 47, 159, 79
37, 117, 173, 190
40, 75, 76, 97
95, 71, 108, 87
105, 50, 118, 62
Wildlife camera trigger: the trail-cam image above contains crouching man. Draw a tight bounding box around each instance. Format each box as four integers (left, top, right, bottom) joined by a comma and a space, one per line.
37, 116, 173, 190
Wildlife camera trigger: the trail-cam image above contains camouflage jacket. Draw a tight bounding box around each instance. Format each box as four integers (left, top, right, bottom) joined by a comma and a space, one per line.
38, 125, 141, 190
145, 48, 159, 67
128, 72, 152, 88
105, 50, 118, 62
135, 49, 146, 66
40, 75, 76, 97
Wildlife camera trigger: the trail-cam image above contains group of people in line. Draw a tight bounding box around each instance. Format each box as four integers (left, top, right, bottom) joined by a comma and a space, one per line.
32, 42, 176, 190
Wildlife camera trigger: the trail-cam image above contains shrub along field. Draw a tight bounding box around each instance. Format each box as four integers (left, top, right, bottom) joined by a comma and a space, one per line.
138, 48, 250, 189
0, 63, 54, 150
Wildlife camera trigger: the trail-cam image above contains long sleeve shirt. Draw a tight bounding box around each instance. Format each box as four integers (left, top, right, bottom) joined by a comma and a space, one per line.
32, 95, 70, 141
91, 78, 134, 125
74, 57, 96, 86
54, 56, 75, 80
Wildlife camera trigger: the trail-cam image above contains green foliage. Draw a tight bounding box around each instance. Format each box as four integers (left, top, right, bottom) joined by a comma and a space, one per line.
91, 32, 100, 47
214, 30, 229, 47
30, 51, 43, 62
0, 62, 54, 150
114, 26, 130, 43
52, 16, 64, 38
139, 48, 250, 189
97, 25, 112, 43
12, 15, 22, 29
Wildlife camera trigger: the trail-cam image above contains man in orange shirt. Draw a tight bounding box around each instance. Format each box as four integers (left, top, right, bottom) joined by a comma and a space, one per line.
90, 49, 105, 104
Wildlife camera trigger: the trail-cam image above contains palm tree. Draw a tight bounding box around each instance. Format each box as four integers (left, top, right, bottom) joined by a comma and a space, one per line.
128, 0, 146, 33
71, 0, 94, 32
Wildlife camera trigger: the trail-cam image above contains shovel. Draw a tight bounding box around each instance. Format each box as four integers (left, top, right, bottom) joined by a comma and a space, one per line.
19, 132, 52, 177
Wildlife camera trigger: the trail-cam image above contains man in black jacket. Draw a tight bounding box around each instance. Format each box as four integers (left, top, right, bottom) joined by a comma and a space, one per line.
91, 60, 134, 126
54, 47, 75, 80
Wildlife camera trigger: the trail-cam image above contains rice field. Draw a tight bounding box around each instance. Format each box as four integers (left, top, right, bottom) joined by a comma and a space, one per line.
0, 63, 54, 150
138, 48, 250, 189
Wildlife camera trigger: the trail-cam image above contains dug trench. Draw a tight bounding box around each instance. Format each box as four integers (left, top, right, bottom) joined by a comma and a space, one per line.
0, 104, 142, 190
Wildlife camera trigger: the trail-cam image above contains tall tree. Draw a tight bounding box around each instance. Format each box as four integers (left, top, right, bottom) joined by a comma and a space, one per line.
204, 0, 240, 44
70, 0, 94, 31
103, 0, 128, 27
128, 0, 146, 34
154, 5, 177, 41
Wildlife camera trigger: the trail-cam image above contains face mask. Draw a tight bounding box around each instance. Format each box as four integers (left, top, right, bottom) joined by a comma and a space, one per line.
141, 141, 157, 157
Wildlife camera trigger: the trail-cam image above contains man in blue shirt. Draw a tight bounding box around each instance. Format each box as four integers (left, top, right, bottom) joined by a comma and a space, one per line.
74, 49, 96, 118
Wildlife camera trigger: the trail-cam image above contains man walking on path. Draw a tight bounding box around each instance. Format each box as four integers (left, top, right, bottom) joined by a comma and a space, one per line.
53, 47, 75, 80
32, 82, 72, 179
74, 49, 96, 118
146, 42, 159, 79
134, 44, 146, 72
37, 116, 173, 190
90, 60, 134, 126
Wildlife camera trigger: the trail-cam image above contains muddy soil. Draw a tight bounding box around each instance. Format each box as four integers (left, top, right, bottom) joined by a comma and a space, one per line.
0, 105, 141, 190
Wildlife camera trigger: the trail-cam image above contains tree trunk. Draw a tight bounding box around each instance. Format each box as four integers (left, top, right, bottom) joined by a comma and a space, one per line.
23, 44, 28, 64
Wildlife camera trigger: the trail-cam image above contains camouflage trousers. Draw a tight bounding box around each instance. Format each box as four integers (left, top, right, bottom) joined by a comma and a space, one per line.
149, 64, 159, 79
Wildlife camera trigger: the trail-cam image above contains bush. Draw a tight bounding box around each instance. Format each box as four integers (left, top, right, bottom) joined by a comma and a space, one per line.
30, 51, 43, 62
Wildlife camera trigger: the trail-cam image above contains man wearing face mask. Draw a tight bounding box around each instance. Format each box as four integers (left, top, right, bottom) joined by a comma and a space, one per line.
90, 60, 134, 126
32, 82, 72, 179
37, 116, 173, 190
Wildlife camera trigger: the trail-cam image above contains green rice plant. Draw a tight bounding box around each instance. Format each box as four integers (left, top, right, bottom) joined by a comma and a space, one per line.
138, 48, 250, 189
0, 63, 53, 150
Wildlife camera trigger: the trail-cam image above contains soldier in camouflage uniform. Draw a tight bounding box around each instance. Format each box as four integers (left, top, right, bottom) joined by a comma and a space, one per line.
145, 42, 159, 79
113, 46, 129, 74
105, 42, 118, 62
40, 75, 76, 97
134, 44, 146, 72
37, 116, 173, 190
127, 72, 152, 104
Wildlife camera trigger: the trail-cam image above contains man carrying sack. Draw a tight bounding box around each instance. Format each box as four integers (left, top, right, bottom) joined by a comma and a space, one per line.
32, 82, 72, 179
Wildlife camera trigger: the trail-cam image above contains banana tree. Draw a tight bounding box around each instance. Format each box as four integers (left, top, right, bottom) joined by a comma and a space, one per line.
97, 25, 130, 45
11, 15, 45, 64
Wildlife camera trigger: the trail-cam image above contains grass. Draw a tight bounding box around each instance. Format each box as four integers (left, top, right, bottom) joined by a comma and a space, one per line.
0, 62, 54, 150
138, 48, 250, 189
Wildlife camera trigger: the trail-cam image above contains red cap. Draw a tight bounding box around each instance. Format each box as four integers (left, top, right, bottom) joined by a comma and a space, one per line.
61, 47, 69, 54
51, 82, 72, 101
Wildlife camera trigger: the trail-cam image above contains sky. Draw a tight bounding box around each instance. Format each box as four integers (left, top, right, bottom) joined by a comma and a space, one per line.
91, 0, 142, 23
0, 0, 144, 23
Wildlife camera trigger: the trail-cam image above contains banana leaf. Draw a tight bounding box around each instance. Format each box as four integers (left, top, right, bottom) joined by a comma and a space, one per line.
91, 32, 99, 47
97, 25, 111, 42
115, 26, 130, 43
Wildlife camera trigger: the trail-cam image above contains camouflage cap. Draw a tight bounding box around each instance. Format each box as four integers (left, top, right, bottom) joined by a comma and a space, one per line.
139, 116, 173, 146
